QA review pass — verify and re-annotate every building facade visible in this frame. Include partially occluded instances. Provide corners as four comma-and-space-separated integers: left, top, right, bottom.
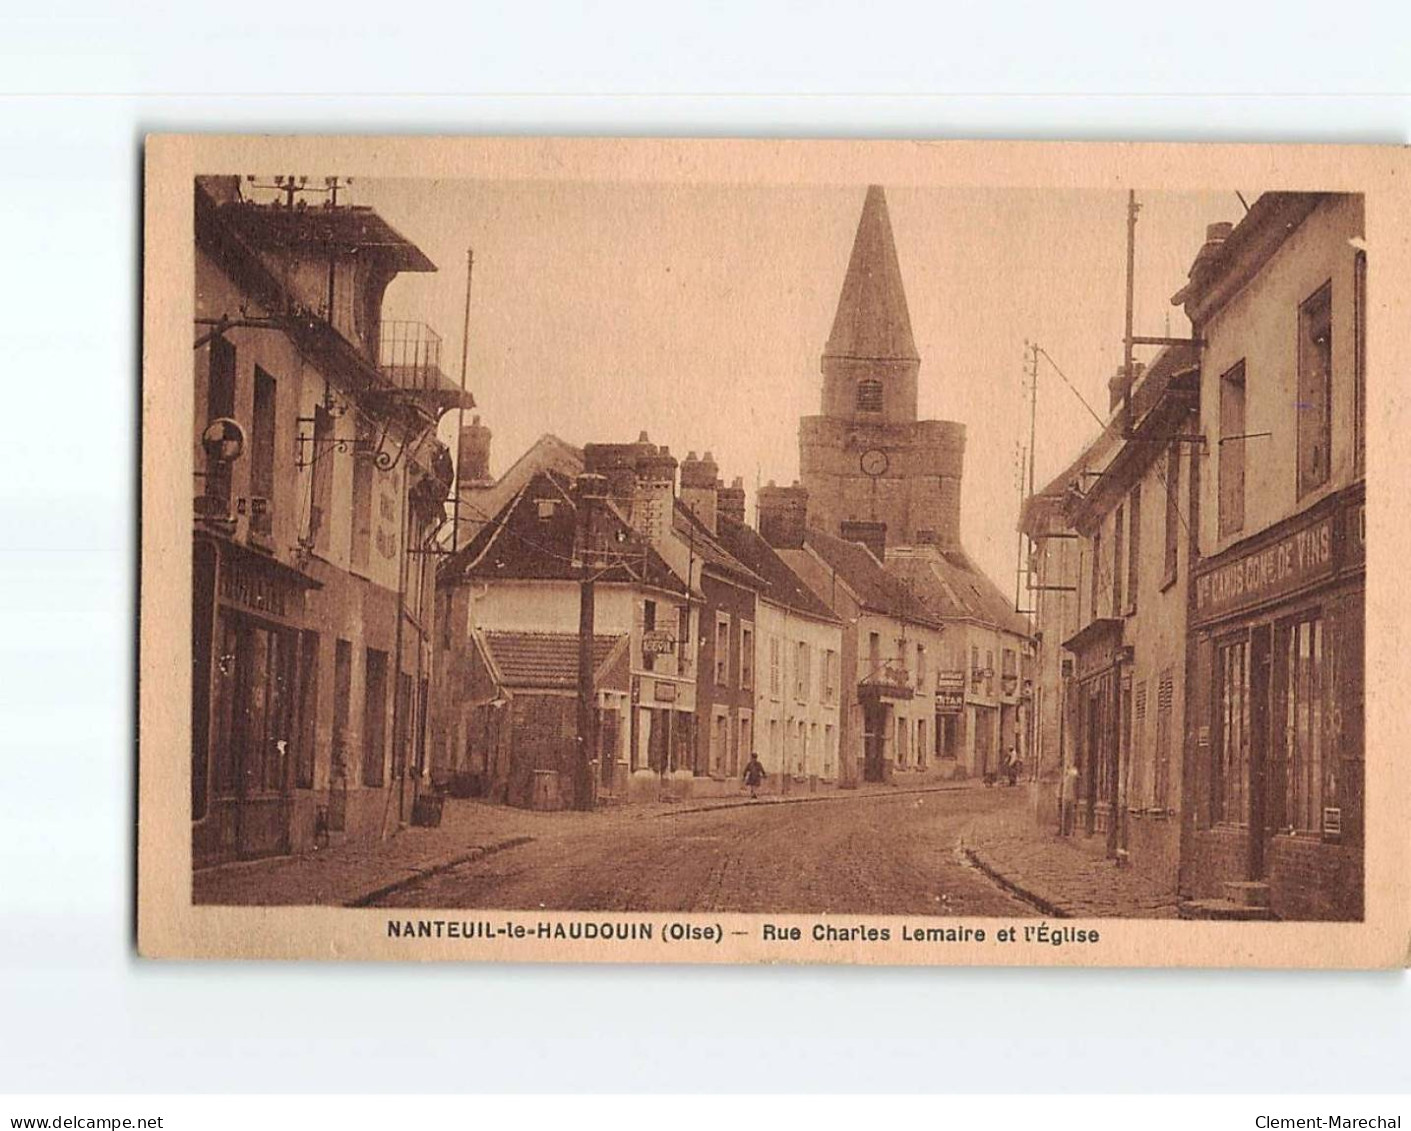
191, 176, 464, 866
1057, 344, 1201, 886
1175, 194, 1366, 921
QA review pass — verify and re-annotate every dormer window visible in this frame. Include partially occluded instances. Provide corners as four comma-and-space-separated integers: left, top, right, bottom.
855, 378, 884, 413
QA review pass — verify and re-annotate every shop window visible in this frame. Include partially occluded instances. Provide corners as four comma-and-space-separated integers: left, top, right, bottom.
1162, 443, 1181, 587
1218, 361, 1247, 537
1297, 282, 1333, 499
250, 367, 277, 539
295, 630, 319, 790
1276, 614, 1327, 833
363, 648, 388, 787
855, 378, 884, 413
1213, 638, 1250, 827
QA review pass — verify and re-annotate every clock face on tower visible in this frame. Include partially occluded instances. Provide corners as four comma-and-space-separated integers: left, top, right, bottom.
860, 448, 889, 477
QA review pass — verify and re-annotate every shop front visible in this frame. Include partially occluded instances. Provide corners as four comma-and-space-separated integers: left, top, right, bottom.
1182, 484, 1365, 920
192, 533, 322, 867
1061, 617, 1127, 855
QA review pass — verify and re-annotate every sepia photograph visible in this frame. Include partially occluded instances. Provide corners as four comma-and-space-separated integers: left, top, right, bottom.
139, 136, 1406, 965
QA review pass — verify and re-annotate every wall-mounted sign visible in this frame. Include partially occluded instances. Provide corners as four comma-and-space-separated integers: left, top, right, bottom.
653, 681, 678, 703
642, 629, 677, 655
1193, 511, 1335, 625
935, 670, 965, 714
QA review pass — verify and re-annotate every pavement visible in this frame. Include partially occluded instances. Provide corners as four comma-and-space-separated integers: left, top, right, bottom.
959, 792, 1181, 919
196, 776, 1179, 917
195, 776, 1019, 913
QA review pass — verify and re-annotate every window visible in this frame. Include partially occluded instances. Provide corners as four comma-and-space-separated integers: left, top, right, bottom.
295, 630, 319, 790
823, 649, 838, 703
769, 635, 781, 696
916, 717, 927, 768
1213, 637, 1250, 826
205, 337, 236, 503
1218, 360, 1247, 536
250, 367, 277, 538
1162, 443, 1181, 587
1354, 251, 1367, 478
677, 605, 692, 677
985, 650, 994, 695
643, 599, 658, 673
740, 623, 754, 690
1091, 529, 1103, 618
1154, 669, 1174, 811
362, 648, 389, 787
308, 405, 335, 550
351, 452, 374, 570
869, 632, 882, 674
1112, 505, 1125, 616
1297, 282, 1333, 498
896, 715, 909, 766
795, 641, 811, 701
824, 724, 836, 778
711, 710, 729, 775
738, 713, 752, 776
855, 378, 883, 413
715, 614, 730, 685
916, 643, 927, 689
1276, 614, 1326, 833
332, 639, 352, 780
1134, 679, 1148, 803
1126, 485, 1141, 614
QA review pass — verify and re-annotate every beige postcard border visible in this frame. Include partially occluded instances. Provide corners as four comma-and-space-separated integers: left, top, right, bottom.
140, 135, 1411, 967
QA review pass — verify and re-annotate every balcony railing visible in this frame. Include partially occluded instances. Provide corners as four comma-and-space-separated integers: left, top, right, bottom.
379, 321, 445, 392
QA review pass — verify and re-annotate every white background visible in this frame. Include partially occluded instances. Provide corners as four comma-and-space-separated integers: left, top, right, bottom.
2, 0, 1409, 1096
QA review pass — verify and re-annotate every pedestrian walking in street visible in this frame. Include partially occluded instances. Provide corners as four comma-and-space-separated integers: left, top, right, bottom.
743, 752, 766, 800
1004, 744, 1021, 787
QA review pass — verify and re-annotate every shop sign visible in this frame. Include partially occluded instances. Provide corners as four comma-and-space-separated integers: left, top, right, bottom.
935, 670, 965, 714
653, 681, 678, 703
1193, 513, 1335, 625
220, 553, 300, 619
642, 629, 677, 656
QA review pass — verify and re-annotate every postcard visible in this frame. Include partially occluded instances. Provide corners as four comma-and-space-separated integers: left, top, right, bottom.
139, 135, 1409, 965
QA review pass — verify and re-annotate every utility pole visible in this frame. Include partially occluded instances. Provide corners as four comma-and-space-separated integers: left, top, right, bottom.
574, 473, 609, 811
1122, 190, 1141, 437
451, 249, 474, 551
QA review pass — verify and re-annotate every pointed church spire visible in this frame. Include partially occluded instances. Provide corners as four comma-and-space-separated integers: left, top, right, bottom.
824, 185, 919, 363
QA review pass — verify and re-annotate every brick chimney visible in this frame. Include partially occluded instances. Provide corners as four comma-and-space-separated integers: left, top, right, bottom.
457, 414, 493, 485
679, 450, 720, 536
718, 476, 746, 526
583, 430, 659, 512
630, 444, 678, 547
757, 480, 809, 549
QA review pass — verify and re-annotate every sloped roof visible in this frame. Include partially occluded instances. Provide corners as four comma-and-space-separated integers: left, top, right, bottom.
713, 516, 841, 623
456, 433, 584, 549
802, 526, 942, 628
824, 185, 920, 363
673, 502, 767, 589
441, 469, 687, 595
217, 200, 437, 273
887, 550, 1032, 638
480, 631, 628, 690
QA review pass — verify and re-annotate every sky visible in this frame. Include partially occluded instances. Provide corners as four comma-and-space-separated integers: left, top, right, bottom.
318, 178, 1247, 594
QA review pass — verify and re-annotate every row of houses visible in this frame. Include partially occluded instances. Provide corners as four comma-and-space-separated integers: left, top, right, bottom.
1022, 192, 1366, 920
432, 434, 1031, 809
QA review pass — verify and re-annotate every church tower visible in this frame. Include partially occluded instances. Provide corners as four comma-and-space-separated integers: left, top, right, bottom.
798, 185, 966, 550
